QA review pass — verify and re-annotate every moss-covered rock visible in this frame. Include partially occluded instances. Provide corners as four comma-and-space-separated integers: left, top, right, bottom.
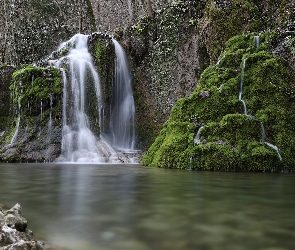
88, 33, 116, 136
143, 32, 295, 171
0, 65, 63, 162
10, 65, 61, 113
118, 1, 210, 150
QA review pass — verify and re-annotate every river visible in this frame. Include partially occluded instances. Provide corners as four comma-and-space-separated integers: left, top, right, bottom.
0, 163, 294, 250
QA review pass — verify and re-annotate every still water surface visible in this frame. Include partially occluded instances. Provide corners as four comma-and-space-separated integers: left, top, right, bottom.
0, 164, 294, 250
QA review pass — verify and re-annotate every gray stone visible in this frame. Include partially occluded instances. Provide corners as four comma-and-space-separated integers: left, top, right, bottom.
0, 204, 44, 249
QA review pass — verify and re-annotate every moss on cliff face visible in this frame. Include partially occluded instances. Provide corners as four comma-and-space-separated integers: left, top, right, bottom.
0, 65, 62, 162
88, 33, 116, 136
10, 65, 61, 111
198, 0, 295, 64
143, 32, 295, 171
119, 1, 210, 150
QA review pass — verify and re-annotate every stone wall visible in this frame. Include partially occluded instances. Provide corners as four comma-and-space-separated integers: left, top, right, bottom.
0, 65, 15, 132
90, 0, 174, 32
0, 0, 96, 66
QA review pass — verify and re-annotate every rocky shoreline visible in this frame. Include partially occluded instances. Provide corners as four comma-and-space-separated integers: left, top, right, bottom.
0, 204, 44, 250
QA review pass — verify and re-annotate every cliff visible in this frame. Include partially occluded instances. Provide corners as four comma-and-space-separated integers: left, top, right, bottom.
0, 0, 294, 169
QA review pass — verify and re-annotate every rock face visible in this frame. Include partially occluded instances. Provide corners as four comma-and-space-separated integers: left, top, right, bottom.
90, 0, 172, 32
0, 0, 96, 65
0, 204, 44, 250
0, 1, 294, 165
117, 2, 209, 149
0, 65, 15, 133
0, 65, 63, 163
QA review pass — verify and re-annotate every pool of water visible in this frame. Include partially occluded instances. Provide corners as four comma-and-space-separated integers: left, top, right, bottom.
0, 163, 294, 250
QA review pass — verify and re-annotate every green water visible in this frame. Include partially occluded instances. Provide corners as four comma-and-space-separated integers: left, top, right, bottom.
0, 163, 294, 250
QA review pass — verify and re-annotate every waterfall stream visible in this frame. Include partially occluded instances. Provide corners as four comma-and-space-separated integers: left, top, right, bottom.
10, 96, 21, 144
238, 51, 282, 162
54, 34, 104, 162
50, 34, 138, 163
254, 36, 260, 48
193, 36, 283, 163
109, 39, 136, 151
193, 126, 204, 145
239, 59, 249, 116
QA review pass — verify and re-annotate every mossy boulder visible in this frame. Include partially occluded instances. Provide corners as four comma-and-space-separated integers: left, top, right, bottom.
143, 32, 295, 171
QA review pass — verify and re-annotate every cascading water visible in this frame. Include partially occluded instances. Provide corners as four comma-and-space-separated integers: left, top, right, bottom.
10, 95, 21, 144
54, 34, 113, 162
238, 47, 282, 162
109, 39, 136, 151
49, 34, 139, 163
239, 59, 249, 116
254, 36, 260, 48
194, 126, 204, 145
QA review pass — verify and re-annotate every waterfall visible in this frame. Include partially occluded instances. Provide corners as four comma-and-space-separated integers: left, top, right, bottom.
238, 57, 282, 162
109, 39, 136, 151
48, 95, 53, 130
239, 59, 248, 116
260, 122, 266, 142
254, 36, 260, 48
54, 34, 107, 162
40, 100, 43, 121
194, 126, 204, 145
10, 96, 21, 144
11, 116, 20, 144
264, 142, 283, 162
49, 34, 139, 163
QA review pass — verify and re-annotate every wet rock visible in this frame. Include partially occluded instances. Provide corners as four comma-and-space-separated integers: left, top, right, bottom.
0, 204, 44, 249
199, 91, 210, 98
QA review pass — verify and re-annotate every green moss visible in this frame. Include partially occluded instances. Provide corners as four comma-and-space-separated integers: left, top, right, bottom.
143, 32, 295, 171
93, 38, 115, 98
142, 121, 194, 168
10, 65, 61, 109
94, 40, 105, 64
89, 35, 116, 136
200, 0, 261, 63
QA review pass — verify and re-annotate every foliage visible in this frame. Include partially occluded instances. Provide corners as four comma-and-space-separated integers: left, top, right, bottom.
10, 65, 61, 110
143, 32, 295, 171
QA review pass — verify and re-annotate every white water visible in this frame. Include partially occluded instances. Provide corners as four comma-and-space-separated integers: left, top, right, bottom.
254, 36, 260, 48
10, 116, 20, 144
10, 96, 21, 144
40, 100, 43, 121
239, 59, 248, 115
48, 95, 53, 132
109, 39, 136, 151
265, 142, 283, 162
54, 34, 111, 162
194, 126, 204, 145
51, 34, 138, 163
238, 56, 282, 162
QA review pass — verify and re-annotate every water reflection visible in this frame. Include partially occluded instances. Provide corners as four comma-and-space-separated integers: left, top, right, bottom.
0, 164, 295, 250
